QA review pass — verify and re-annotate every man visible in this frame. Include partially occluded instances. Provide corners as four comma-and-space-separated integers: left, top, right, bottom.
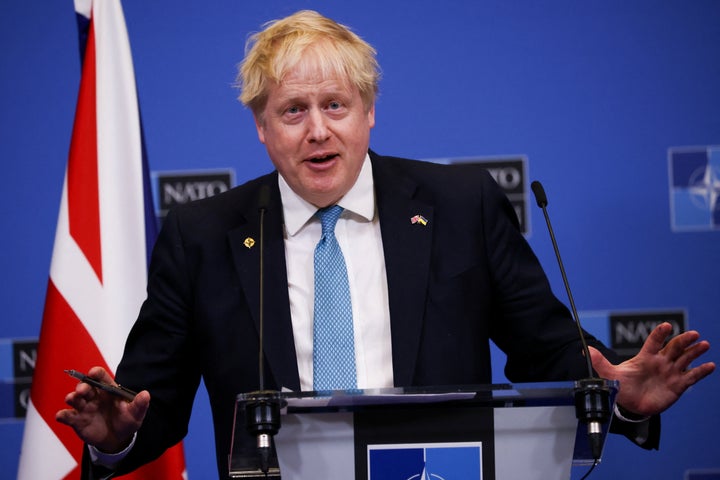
57, 10, 715, 479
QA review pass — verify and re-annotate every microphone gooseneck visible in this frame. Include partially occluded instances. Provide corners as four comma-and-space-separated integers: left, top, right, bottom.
530, 180, 610, 463
530, 181, 593, 377
257, 185, 270, 392
244, 184, 282, 477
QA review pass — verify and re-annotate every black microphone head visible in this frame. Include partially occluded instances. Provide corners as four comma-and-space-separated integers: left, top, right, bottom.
531, 180, 548, 208
258, 185, 271, 211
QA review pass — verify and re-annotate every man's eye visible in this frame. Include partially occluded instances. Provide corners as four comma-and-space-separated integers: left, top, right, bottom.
328, 101, 341, 110
286, 106, 300, 114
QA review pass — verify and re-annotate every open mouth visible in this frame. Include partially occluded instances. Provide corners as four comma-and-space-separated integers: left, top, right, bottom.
308, 153, 338, 163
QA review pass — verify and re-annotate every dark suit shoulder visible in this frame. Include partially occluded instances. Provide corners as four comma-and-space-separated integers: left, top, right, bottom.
369, 150, 502, 204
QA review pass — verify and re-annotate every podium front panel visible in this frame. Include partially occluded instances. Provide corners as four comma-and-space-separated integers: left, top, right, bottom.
232, 382, 617, 479
273, 404, 576, 479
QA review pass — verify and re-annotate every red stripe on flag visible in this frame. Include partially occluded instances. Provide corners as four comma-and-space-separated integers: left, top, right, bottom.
67, 18, 103, 284
31, 280, 112, 467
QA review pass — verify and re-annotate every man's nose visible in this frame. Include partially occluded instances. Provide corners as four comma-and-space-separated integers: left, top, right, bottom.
307, 109, 330, 143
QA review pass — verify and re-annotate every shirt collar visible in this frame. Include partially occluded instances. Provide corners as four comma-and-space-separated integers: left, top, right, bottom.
280, 153, 375, 236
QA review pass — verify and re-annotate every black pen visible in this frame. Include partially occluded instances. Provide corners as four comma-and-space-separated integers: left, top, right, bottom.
64, 369, 138, 402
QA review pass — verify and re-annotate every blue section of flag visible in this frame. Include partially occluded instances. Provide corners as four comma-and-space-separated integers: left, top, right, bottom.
369, 445, 482, 480
426, 446, 482, 477
673, 191, 712, 227
369, 448, 424, 479
75, 12, 91, 62
671, 151, 707, 187
669, 147, 720, 230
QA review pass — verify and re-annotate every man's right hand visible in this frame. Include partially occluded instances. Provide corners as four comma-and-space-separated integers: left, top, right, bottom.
56, 366, 150, 454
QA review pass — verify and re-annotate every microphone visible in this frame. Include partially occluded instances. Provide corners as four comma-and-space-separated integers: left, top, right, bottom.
530, 180, 610, 462
244, 184, 282, 476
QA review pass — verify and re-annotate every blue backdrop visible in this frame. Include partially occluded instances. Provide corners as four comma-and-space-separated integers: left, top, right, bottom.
1, 1, 718, 478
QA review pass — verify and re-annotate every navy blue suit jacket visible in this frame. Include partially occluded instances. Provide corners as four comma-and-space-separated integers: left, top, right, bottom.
111, 151, 656, 478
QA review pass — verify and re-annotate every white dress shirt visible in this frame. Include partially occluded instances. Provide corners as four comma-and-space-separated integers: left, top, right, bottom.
280, 154, 394, 391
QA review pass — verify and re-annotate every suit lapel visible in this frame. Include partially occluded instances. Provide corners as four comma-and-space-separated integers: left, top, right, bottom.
227, 177, 301, 391
372, 155, 434, 387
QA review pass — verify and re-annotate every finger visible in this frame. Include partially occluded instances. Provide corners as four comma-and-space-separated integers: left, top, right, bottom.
126, 390, 151, 422
65, 389, 90, 408
55, 408, 75, 426
56, 408, 89, 431
684, 361, 716, 387
639, 322, 674, 355
88, 366, 115, 385
662, 330, 701, 360
74, 381, 99, 404
674, 340, 711, 372
588, 347, 616, 379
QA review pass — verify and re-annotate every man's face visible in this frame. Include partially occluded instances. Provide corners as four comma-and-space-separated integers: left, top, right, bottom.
254, 63, 375, 208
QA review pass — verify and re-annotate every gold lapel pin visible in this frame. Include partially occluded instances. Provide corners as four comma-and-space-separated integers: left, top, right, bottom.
410, 214, 428, 226
243, 237, 256, 249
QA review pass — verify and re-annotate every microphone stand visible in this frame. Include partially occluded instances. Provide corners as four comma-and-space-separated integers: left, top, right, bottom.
244, 186, 283, 477
531, 181, 611, 463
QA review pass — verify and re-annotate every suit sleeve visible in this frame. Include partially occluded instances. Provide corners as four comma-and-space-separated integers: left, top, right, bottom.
110, 208, 202, 473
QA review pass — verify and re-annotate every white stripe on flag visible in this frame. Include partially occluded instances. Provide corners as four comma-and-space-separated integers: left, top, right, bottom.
74, 0, 92, 19
88, 0, 147, 370
20, 401, 77, 479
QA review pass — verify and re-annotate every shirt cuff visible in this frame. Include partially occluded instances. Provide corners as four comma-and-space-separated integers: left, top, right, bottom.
614, 404, 650, 423
88, 432, 137, 469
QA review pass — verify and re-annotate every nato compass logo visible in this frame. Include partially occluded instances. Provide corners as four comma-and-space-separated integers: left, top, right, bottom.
668, 146, 720, 231
368, 442, 482, 480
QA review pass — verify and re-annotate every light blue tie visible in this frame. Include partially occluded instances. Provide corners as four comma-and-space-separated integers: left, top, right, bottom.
313, 205, 357, 391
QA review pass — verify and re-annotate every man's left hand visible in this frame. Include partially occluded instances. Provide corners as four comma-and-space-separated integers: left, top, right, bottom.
589, 322, 715, 417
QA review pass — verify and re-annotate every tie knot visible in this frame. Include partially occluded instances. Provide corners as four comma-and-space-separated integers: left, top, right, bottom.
317, 205, 344, 236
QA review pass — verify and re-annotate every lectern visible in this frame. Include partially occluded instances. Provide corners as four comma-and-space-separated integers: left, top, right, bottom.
230, 381, 617, 479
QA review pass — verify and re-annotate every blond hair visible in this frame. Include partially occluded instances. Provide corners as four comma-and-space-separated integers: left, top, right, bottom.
237, 10, 380, 114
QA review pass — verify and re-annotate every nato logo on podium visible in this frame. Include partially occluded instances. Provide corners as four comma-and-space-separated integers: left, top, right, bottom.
368, 442, 483, 480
